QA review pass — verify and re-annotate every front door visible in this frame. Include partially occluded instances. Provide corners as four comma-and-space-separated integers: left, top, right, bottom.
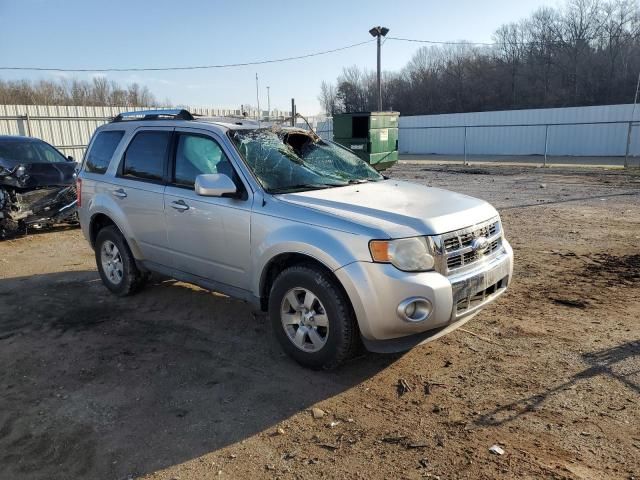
163, 128, 252, 290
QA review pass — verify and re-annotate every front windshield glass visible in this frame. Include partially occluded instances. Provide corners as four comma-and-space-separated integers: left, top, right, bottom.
0, 140, 67, 164
230, 128, 383, 193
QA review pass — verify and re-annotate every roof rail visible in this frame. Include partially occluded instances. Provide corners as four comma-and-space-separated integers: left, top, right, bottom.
112, 109, 194, 122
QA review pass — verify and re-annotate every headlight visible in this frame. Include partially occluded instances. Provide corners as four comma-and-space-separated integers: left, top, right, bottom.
369, 237, 435, 272
14, 165, 26, 177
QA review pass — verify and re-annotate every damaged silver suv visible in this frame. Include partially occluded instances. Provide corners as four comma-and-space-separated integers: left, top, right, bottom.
78, 109, 513, 369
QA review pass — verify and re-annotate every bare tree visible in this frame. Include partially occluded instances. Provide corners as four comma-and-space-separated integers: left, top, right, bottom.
0, 77, 163, 106
318, 81, 339, 115
320, 0, 640, 115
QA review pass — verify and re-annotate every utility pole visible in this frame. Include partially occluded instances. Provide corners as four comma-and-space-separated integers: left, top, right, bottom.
369, 26, 389, 111
291, 98, 296, 127
625, 70, 640, 168
255, 73, 260, 121
267, 86, 271, 120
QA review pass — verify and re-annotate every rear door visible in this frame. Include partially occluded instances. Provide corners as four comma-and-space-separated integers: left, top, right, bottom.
163, 128, 252, 290
113, 127, 173, 266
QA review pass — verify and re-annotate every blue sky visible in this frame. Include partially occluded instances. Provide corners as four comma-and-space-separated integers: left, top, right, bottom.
0, 0, 554, 114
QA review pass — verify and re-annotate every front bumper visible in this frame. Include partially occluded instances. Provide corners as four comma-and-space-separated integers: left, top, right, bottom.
334, 239, 513, 352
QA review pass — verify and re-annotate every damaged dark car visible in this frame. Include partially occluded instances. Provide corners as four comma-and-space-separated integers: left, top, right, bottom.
0, 135, 78, 238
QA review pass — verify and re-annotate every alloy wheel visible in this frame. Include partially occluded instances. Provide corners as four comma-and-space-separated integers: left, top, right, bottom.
100, 240, 124, 285
280, 287, 329, 352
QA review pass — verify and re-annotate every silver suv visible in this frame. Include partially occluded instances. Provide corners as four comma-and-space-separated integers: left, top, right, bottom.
78, 109, 513, 369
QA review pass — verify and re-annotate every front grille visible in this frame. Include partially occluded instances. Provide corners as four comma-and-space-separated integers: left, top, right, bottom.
58, 185, 77, 205
436, 218, 502, 274
446, 237, 501, 270
443, 220, 498, 252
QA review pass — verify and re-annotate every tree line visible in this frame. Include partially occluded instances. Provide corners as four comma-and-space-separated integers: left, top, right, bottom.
0, 77, 162, 107
319, 0, 640, 116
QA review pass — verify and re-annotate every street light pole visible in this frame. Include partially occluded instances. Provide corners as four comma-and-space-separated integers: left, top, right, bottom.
369, 26, 389, 111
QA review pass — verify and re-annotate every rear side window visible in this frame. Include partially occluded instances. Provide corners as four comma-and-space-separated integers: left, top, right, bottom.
85, 131, 124, 174
121, 131, 171, 182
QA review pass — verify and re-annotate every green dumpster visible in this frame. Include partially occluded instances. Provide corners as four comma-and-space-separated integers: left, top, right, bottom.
332, 111, 399, 171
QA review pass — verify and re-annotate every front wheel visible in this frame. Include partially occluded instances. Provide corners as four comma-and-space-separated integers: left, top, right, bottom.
95, 225, 148, 296
269, 264, 358, 370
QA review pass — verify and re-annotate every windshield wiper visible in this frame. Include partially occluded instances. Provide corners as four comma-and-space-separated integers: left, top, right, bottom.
267, 183, 344, 194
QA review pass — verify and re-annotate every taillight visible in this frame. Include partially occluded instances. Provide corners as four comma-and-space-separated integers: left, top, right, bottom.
76, 178, 82, 207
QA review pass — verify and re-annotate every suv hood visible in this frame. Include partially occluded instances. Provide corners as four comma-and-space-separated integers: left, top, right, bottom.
278, 179, 498, 237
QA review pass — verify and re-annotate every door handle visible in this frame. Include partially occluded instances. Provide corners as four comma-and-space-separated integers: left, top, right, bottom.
171, 199, 190, 211
112, 188, 127, 198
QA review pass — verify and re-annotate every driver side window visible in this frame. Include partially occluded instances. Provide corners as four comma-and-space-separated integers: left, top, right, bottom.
173, 133, 235, 188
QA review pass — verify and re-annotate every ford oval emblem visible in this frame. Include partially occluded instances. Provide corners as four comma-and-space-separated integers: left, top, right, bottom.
472, 236, 490, 255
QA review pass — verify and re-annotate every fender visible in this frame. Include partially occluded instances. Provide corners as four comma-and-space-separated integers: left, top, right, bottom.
252, 221, 364, 297
87, 191, 145, 260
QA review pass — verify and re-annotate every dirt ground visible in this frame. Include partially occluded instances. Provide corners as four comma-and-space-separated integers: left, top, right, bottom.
0, 163, 638, 480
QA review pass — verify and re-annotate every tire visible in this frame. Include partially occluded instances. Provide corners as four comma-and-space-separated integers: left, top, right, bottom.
95, 225, 148, 296
268, 264, 358, 370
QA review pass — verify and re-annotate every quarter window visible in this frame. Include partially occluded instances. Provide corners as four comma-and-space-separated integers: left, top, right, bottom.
122, 131, 171, 182
173, 134, 235, 188
85, 131, 124, 174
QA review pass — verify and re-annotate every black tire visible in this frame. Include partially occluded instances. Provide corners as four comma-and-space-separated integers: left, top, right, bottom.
95, 225, 147, 296
268, 264, 358, 370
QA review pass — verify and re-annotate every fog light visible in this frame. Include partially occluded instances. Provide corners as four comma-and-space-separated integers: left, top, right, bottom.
404, 302, 416, 317
397, 297, 432, 323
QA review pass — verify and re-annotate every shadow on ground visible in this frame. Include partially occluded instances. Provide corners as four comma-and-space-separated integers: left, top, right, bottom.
474, 340, 639, 428
0, 270, 396, 480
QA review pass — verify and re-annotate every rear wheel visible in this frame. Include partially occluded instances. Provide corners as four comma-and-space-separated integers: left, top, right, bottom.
95, 225, 148, 296
269, 264, 358, 370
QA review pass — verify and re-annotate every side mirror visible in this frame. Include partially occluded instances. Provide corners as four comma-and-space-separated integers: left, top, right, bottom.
195, 173, 238, 197
67, 155, 74, 162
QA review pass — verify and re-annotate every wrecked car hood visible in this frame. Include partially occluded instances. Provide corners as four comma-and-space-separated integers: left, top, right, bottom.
277, 179, 499, 237
0, 158, 76, 188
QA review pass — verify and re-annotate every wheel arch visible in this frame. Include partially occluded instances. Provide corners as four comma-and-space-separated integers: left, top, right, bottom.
89, 212, 144, 260
89, 212, 116, 247
258, 252, 353, 316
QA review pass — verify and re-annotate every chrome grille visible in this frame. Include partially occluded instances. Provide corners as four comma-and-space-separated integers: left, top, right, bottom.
442, 222, 498, 251
434, 218, 503, 275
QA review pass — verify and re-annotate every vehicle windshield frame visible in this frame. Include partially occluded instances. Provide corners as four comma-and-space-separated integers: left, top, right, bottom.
227, 127, 384, 194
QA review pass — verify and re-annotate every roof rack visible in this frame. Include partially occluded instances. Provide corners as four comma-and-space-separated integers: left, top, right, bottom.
112, 109, 194, 122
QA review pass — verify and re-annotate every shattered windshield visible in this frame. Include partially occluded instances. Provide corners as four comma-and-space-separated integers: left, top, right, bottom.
230, 128, 383, 193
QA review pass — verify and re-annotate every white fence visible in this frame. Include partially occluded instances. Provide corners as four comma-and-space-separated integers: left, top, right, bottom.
398, 104, 640, 159
2, 103, 638, 163
0, 104, 291, 158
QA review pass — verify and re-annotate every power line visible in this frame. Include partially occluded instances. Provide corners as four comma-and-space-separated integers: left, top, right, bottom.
0, 40, 374, 73
389, 36, 496, 46
1, 33, 634, 72
388, 34, 634, 47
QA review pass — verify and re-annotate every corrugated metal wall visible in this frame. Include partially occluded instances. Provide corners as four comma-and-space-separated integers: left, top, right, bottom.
399, 104, 640, 156
3, 103, 637, 158
0, 105, 291, 157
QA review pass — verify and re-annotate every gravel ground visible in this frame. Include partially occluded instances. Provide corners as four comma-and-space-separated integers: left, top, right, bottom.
0, 163, 638, 480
